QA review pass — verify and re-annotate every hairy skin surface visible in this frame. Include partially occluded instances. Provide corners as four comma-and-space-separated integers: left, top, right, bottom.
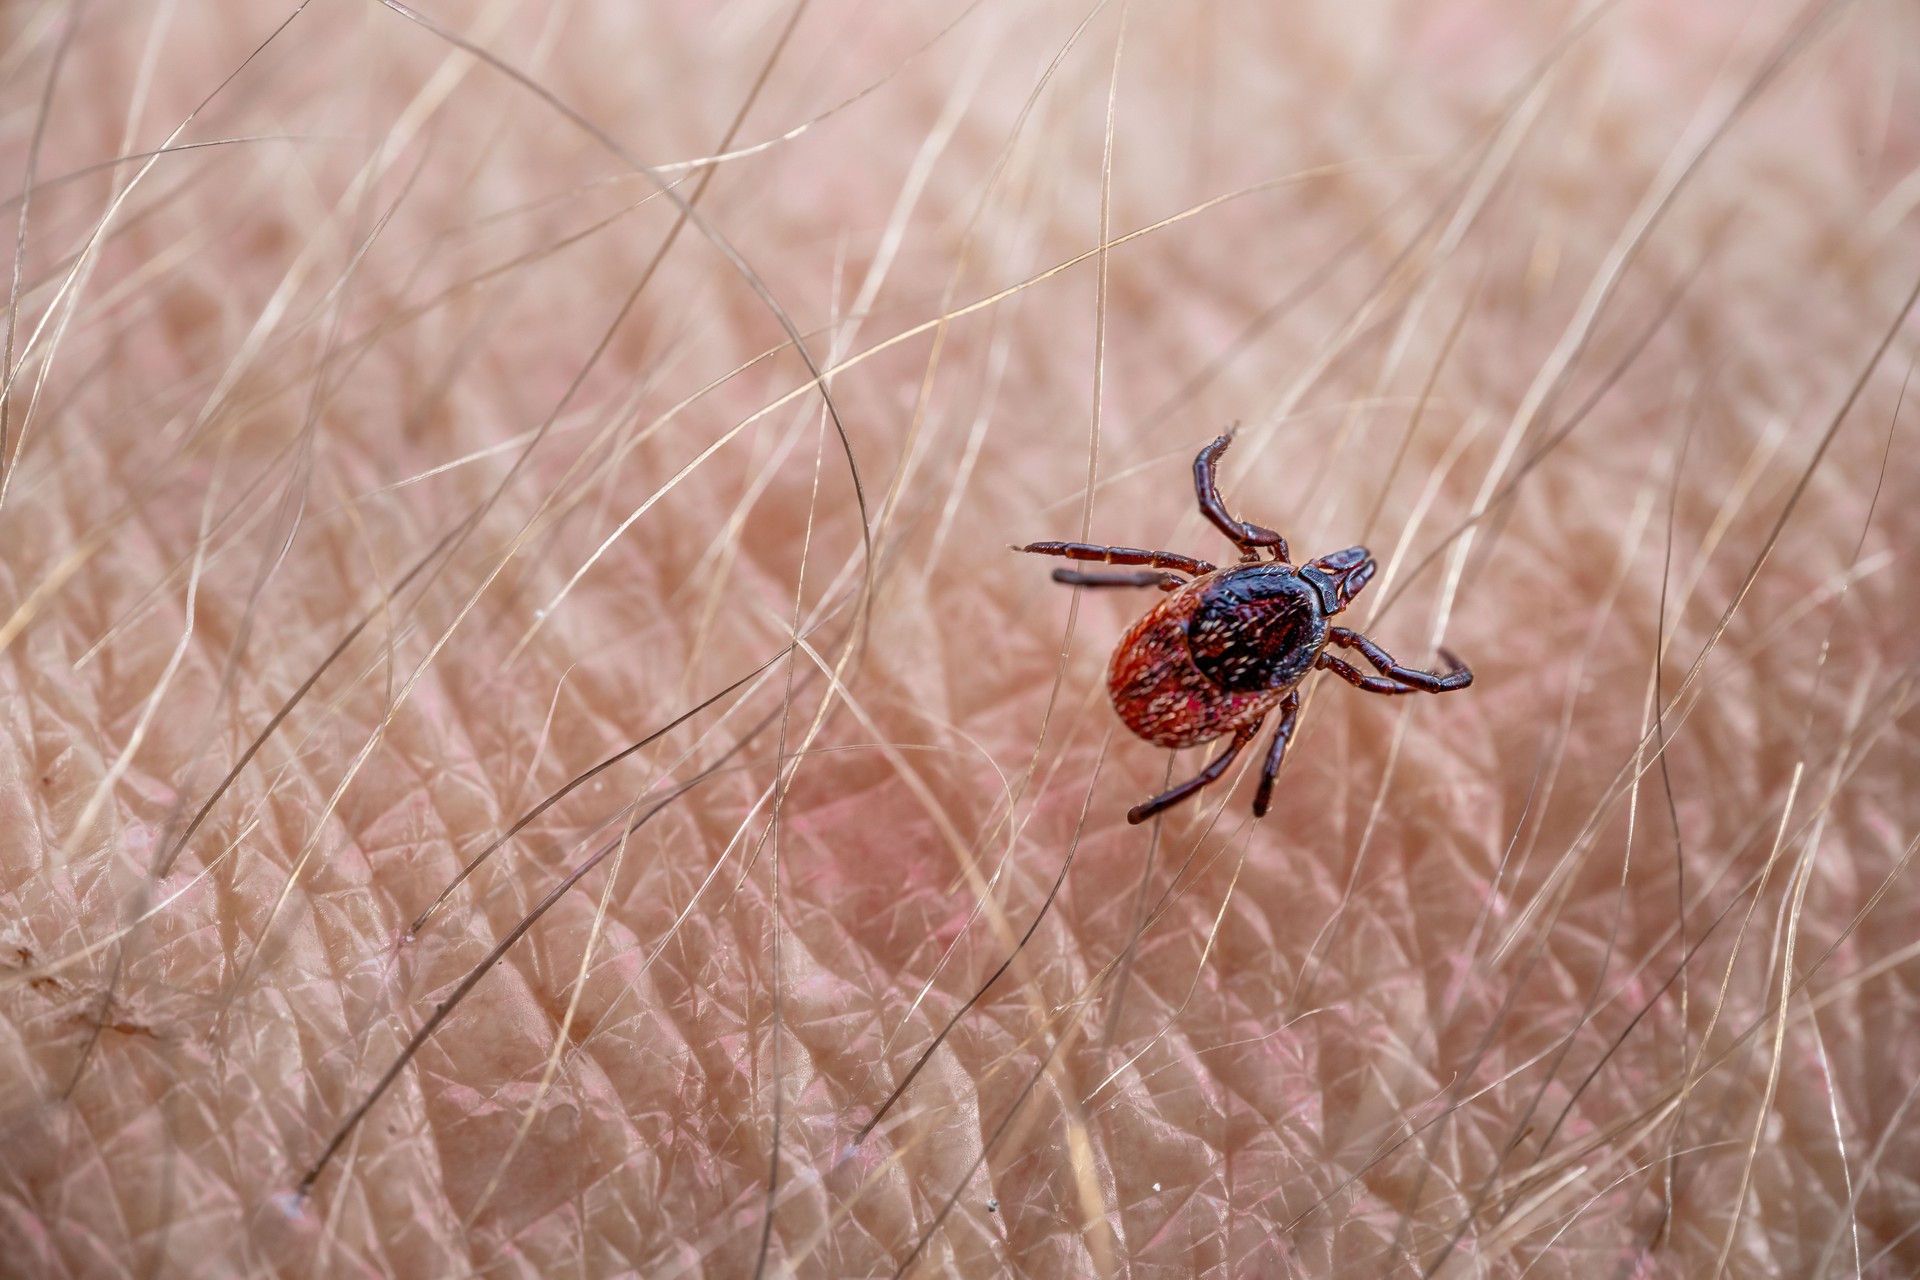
3, 0, 1919, 1276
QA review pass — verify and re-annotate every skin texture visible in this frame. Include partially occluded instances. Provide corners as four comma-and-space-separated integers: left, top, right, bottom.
3, 1, 1920, 1277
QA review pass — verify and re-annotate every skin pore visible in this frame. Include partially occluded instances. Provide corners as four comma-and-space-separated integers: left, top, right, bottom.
3, 0, 1919, 1275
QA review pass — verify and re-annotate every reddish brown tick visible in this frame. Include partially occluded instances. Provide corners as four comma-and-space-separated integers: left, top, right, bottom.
1017, 433, 1473, 824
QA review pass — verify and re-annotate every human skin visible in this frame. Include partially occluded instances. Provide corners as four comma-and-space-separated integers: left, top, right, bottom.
2, 0, 1919, 1276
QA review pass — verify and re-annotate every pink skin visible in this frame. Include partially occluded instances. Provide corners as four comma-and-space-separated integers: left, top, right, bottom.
3, 2, 1920, 1277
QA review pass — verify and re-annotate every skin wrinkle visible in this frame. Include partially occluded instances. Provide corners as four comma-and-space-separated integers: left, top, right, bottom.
2, 0, 1919, 1277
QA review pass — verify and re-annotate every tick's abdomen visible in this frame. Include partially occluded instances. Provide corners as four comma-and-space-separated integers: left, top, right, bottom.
1105, 578, 1289, 748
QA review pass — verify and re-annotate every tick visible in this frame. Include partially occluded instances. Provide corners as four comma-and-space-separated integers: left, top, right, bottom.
1017, 432, 1472, 824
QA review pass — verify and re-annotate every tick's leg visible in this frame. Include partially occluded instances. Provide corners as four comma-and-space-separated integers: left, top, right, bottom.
1316, 652, 1421, 696
1326, 627, 1474, 692
1016, 540, 1214, 577
1127, 719, 1262, 825
1051, 568, 1185, 590
1252, 691, 1301, 818
1193, 433, 1289, 561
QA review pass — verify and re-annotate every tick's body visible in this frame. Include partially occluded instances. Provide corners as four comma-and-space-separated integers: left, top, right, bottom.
1019, 433, 1473, 824
1108, 564, 1323, 748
